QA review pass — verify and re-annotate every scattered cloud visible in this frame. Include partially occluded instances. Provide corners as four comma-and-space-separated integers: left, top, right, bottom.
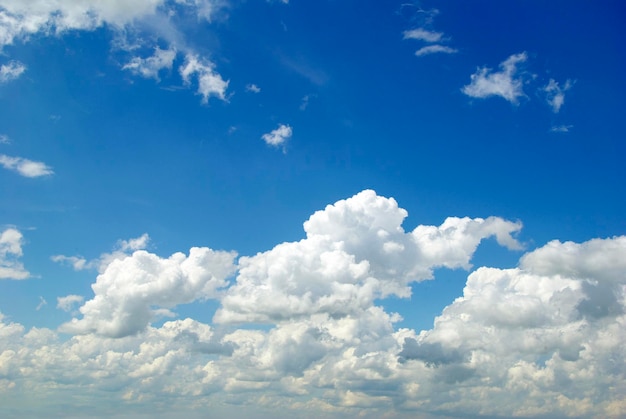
179, 53, 229, 103
0, 134, 10, 144
0, 192, 625, 417
36, 297, 47, 311
56, 295, 85, 312
300, 94, 315, 110
462, 52, 528, 103
0, 60, 25, 83
403, 28, 443, 43
550, 124, 573, 133
122, 47, 177, 81
0, 154, 54, 177
261, 123, 292, 149
245, 83, 261, 93
415, 45, 458, 57
52, 233, 151, 273
0, 227, 30, 280
544, 78, 573, 113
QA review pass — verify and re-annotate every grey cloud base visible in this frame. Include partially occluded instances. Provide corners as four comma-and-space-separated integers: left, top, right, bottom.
1, 190, 625, 418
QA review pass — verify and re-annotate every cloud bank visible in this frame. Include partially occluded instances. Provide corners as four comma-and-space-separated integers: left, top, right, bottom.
3, 191, 624, 417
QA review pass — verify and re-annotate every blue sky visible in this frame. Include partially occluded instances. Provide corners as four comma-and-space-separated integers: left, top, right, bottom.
0, 1, 625, 418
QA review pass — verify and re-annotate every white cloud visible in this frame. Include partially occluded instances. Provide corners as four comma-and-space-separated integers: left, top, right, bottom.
0, 134, 9, 144
60, 246, 237, 337
261, 124, 292, 148
544, 78, 573, 113
1, 192, 625, 418
52, 233, 151, 273
215, 190, 522, 324
550, 124, 573, 133
414, 45, 457, 57
0, 60, 25, 82
403, 28, 443, 43
245, 83, 261, 93
56, 295, 85, 312
0, 227, 30, 280
462, 52, 528, 103
179, 53, 229, 103
0, 154, 54, 177
123, 47, 177, 81
36, 296, 47, 311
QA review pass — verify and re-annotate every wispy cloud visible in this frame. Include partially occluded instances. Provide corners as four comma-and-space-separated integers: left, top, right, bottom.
122, 47, 177, 81
0, 134, 10, 144
0, 154, 54, 177
550, 124, 573, 133
245, 83, 261, 93
0, 60, 26, 83
403, 28, 443, 43
179, 54, 229, 103
544, 78, 573, 113
36, 296, 47, 311
57, 294, 85, 312
415, 44, 458, 57
462, 52, 528, 103
0, 227, 30, 280
261, 124, 292, 149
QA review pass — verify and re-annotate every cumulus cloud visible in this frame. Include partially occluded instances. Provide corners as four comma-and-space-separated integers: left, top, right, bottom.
0, 60, 25, 82
179, 53, 229, 103
122, 47, 177, 81
60, 246, 237, 337
261, 124, 292, 149
0, 227, 30, 280
52, 233, 150, 273
462, 52, 528, 103
2, 192, 626, 418
0, 154, 54, 177
215, 190, 522, 324
544, 78, 573, 113
57, 295, 85, 312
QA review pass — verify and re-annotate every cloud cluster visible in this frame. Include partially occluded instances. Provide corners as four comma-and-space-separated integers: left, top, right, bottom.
462, 52, 528, 103
0, 154, 54, 177
0, 228, 29, 279
3, 191, 626, 418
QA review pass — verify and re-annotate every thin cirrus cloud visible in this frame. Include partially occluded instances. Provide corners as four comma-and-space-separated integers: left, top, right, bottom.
415, 44, 458, 57
1, 190, 625, 417
462, 52, 528, 103
403, 26, 457, 57
0, 154, 54, 177
544, 78, 573, 113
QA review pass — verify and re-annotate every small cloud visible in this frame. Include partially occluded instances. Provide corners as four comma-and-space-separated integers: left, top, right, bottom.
0, 154, 54, 177
462, 52, 528, 104
415, 45, 457, 57
0, 134, 10, 144
0, 227, 30, 280
262, 124, 292, 149
300, 94, 316, 111
544, 79, 573, 113
403, 28, 443, 43
123, 47, 177, 81
179, 54, 229, 104
57, 295, 85, 312
550, 125, 573, 133
0, 61, 26, 83
245, 83, 261, 93
36, 296, 47, 311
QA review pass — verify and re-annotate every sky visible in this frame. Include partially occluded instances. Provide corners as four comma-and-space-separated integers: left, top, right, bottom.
0, 0, 625, 417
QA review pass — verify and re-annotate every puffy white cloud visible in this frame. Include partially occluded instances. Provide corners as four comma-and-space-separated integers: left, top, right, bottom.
180, 53, 229, 103
0, 154, 53, 177
215, 190, 522, 324
0, 227, 30, 280
261, 124, 292, 148
462, 52, 528, 103
123, 47, 177, 81
60, 246, 237, 337
0, 60, 25, 82
414, 45, 457, 57
544, 78, 573, 113
403, 28, 443, 43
